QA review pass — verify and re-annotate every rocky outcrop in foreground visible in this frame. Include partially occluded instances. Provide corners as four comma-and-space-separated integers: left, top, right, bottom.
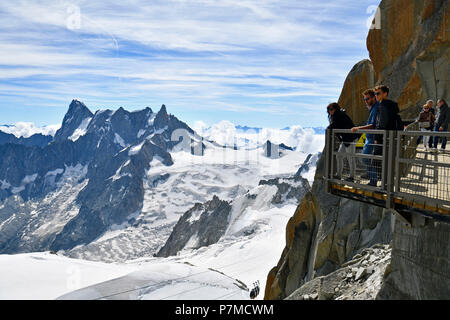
286, 244, 391, 300
377, 218, 450, 299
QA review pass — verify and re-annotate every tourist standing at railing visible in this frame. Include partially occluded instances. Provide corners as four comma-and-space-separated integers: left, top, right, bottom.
417, 101, 436, 150
372, 85, 401, 186
351, 89, 379, 186
327, 103, 359, 182
432, 99, 449, 152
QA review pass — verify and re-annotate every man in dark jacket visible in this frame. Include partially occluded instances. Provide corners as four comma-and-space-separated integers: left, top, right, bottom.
327, 103, 359, 181
370, 85, 400, 186
375, 85, 400, 132
432, 99, 449, 151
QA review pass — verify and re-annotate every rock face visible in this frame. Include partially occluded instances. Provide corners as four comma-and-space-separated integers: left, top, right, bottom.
265, 0, 449, 300
258, 176, 310, 205
337, 59, 376, 125
156, 196, 232, 257
295, 152, 321, 178
262, 140, 293, 159
348, 0, 449, 123
377, 218, 450, 299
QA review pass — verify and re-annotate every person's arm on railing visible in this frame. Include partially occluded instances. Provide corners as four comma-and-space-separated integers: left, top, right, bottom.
351, 124, 373, 133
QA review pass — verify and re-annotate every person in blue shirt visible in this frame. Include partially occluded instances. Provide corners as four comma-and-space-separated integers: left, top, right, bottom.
351, 89, 379, 186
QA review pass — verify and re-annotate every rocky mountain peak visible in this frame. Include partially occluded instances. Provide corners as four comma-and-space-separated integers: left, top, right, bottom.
53, 99, 94, 142
69, 99, 91, 113
159, 104, 168, 116
154, 104, 169, 129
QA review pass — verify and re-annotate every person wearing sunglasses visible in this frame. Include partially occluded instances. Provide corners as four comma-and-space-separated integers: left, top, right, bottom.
327, 102, 359, 182
371, 85, 401, 186
351, 89, 379, 185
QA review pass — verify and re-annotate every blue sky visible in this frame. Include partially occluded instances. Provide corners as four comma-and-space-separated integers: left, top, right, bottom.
0, 0, 380, 129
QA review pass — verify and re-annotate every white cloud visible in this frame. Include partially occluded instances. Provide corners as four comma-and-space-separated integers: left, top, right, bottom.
0, 0, 377, 126
0, 122, 60, 138
195, 120, 325, 155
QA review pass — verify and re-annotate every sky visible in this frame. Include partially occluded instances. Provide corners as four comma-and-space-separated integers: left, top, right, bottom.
0, 0, 381, 129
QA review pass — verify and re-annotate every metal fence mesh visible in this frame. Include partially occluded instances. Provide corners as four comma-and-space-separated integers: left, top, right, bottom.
330, 130, 384, 189
327, 128, 450, 214
397, 134, 450, 205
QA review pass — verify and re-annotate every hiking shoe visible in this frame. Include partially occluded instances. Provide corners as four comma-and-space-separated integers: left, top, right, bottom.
360, 173, 370, 179
345, 177, 354, 183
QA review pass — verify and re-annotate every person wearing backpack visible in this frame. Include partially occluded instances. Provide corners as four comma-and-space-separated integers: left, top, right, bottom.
370, 85, 401, 186
327, 102, 359, 182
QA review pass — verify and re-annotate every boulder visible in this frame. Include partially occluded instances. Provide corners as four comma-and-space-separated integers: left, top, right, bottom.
337, 59, 376, 125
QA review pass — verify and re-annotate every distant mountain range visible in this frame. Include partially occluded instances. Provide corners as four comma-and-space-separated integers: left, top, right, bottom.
235, 125, 326, 135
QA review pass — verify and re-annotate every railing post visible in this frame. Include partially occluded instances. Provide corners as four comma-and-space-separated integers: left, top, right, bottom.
325, 129, 331, 193
330, 130, 335, 182
395, 131, 401, 194
381, 131, 388, 191
386, 130, 395, 209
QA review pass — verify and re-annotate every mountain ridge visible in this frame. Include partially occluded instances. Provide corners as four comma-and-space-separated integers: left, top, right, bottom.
0, 100, 195, 253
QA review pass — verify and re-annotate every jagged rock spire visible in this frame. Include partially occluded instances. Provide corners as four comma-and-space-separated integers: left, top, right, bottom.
53, 99, 93, 142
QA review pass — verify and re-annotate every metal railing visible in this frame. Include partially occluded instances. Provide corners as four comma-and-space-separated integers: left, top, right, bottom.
324, 127, 450, 221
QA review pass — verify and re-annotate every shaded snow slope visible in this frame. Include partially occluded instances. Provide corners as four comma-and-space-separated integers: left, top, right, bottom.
58, 260, 248, 300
